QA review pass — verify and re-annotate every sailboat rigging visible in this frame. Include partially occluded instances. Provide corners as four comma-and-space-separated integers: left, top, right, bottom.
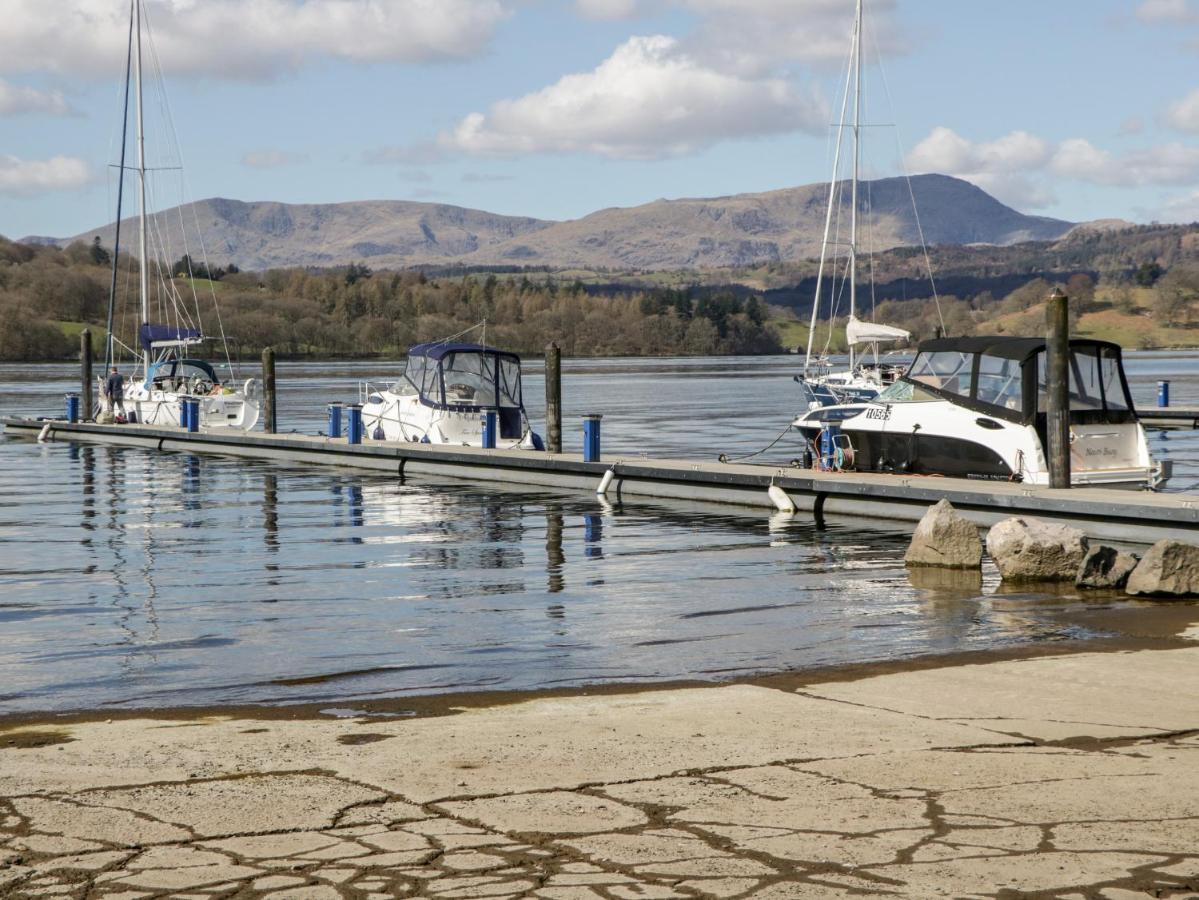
795, 0, 927, 407
100, 0, 259, 431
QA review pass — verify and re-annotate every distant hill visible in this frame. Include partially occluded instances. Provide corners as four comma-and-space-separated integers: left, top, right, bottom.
48, 174, 1074, 271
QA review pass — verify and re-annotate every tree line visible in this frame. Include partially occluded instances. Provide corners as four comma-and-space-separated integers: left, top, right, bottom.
0, 237, 782, 361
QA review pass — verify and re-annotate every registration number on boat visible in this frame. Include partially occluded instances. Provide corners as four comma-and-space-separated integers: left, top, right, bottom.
864, 406, 891, 421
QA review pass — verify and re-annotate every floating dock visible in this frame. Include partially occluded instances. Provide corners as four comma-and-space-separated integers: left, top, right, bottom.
5, 415, 1198, 544
1139, 408, 1199, 430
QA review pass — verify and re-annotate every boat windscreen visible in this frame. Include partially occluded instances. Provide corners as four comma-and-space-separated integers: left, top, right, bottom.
975, 353, 1023, 411
441, 351, 497, 407
878, 379, 939, 402
906, 350, 973, 397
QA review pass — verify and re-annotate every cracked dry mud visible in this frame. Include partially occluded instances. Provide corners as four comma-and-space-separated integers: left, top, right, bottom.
3, 648, 1199, 898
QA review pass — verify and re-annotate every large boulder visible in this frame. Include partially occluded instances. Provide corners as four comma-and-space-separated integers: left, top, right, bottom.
1126, 540, 1199, 597
904, 500, 982, 569
1076, 545, 1139, 590
985, 517, 1089, 582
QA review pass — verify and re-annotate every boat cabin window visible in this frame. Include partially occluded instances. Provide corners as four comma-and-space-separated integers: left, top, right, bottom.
442, 352, 497, 406
497, 357, 522, 408
906, 351, 972, 396
975, 354, 1022, 410
1035, 346, 1131, 414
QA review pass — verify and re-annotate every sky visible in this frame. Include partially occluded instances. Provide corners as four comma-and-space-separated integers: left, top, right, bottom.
2, 0, 1199, 241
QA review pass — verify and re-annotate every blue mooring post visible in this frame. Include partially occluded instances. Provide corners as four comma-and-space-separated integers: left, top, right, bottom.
327, 404, 343, 439
185, 399, 199, 433
1158, 380, 1170, 408
583, 414, 602, 463
65, 393, 79, 423
179, 400, 190, 430
346, 404, 363, 445
481, 411, 497, 449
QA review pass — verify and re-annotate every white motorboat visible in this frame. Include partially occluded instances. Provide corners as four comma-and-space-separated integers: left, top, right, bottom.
361, 342, 544, 449
101, 0, 258, 431
792, 335, 1167, 490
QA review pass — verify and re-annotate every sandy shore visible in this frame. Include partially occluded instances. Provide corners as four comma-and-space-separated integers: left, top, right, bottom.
4, 631, 1199, 900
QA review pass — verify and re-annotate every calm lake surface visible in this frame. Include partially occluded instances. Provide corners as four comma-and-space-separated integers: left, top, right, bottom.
1, 352, 1197, 714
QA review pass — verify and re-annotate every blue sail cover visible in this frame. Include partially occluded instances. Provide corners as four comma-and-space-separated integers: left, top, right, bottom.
139, 323, 202, 350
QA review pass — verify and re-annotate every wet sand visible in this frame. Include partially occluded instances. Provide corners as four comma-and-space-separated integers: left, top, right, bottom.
3, 602, 1199, 898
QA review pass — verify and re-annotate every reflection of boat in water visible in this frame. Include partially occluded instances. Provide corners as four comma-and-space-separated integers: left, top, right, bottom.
361, 342, 544, 449
792, 335, 1167, 490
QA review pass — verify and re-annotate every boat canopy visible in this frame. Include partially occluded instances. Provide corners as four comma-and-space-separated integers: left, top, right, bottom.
401, 342, 524, 411
139, 323, 203, 351
846, 316, 910, 346
901, 335, 1135, 426
144, 358, 218, 390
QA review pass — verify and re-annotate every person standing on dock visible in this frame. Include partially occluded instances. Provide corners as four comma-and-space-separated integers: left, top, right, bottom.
105, 367, 126, 420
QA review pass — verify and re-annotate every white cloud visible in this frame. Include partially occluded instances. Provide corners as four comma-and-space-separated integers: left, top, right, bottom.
1051, 138, 1199, 186
0, 155, 93, 195
1136, 0, 1196, 22
679, 0, 904, 77
437, 35, 826, 160
1165, 87, 1199, 132
241, 150, 308, 168
576, 0, 639, 20
0, 0, 508, 79
907, 127, 1051, 178
906, 126, 1199, 209
0, 79, 72, 116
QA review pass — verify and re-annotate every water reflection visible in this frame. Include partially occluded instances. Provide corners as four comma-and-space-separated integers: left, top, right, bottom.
545, 504, 565, 594
1, 352, 1198, 712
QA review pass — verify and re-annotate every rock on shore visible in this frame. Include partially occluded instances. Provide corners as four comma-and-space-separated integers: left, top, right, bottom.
986, 517, 1089, 581
1126, 539, 1199, 597
1076, 545, 1139, 590
904, 499, 983, 569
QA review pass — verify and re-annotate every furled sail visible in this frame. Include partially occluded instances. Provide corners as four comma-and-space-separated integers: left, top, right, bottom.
846, 316, 910, 346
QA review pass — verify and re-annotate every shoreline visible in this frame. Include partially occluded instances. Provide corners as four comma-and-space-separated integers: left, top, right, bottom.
4, 619, 1199, 897
5, 598, 1196, 731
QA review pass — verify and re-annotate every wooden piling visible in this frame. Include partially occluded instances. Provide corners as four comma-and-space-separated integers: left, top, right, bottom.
80, 329, 93, 422
262, 347, 277, 434
545, 341, 562, 453
1046, 288, 1071, 489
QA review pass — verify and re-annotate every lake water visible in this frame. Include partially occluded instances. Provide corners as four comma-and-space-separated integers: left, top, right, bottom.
1, 352, 1197, 714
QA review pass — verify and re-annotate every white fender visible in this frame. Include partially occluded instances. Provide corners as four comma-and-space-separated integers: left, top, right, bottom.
37, 423, 52, 443
768, 484, 795, 513
597, 468, 616, 496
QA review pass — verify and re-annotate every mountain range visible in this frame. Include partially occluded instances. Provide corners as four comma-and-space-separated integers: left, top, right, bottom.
43, 174, 1076, 272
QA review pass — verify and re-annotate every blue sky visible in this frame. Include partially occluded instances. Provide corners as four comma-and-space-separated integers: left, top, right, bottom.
2, 0, 1199, 240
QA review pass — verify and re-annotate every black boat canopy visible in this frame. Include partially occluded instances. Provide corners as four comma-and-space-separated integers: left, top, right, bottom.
901, 335, 1136, 426
914, 335, 1124, 363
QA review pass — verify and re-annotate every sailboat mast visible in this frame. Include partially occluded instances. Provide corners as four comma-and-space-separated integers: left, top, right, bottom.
848, 0, 862, 374
134, 0, 149, 372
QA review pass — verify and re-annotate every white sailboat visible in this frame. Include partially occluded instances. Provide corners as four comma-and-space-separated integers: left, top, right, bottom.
102, 0, 259, 431
795, 0, 915, 408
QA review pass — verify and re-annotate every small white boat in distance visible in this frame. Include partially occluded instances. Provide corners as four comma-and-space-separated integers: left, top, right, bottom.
361, 342, 544, 449
792, 335, 1167, 490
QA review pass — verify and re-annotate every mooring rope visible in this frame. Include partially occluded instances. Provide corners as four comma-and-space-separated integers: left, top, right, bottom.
717, 423, 797, 464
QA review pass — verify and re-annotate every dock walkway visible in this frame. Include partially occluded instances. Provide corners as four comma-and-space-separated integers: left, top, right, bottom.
5, 416, 1198, 543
